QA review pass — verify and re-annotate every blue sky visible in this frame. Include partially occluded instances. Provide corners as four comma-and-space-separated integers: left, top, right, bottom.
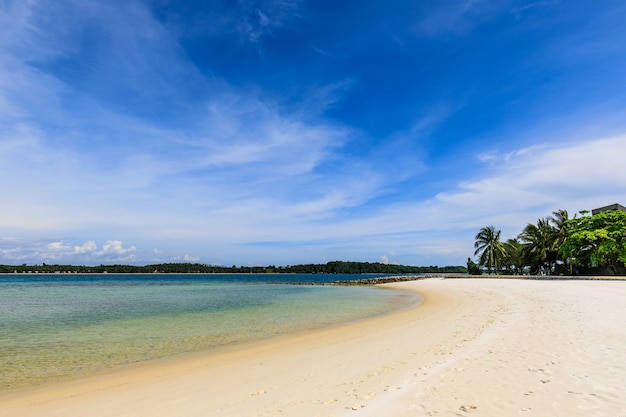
1, 0, 626, 267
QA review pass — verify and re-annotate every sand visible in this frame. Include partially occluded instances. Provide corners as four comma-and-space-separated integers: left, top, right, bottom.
1, 278, 625, 416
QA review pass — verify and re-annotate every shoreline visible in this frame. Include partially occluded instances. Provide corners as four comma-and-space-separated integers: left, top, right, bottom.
2, 278, 625, 416
0, 281, 418, 394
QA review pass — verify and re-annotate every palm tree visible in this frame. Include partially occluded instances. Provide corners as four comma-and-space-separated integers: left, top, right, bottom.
504, 237, 524, 275
518, 218, 559, 274
549, 209, 571, 273
474, 226, 507, 274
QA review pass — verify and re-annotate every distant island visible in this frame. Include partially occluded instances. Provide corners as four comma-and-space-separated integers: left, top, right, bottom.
0, 261, 467, 275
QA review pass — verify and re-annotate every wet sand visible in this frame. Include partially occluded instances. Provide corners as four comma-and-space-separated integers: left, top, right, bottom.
2, 278, 625, 416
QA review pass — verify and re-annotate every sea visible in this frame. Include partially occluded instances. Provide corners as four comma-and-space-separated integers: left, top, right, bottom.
0, 273, 420, 392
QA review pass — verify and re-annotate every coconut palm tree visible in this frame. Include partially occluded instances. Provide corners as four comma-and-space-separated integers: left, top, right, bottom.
474, 226, 507, 274
504, 237, 524, 275
518, 218, 559, 274
549, 209, 571, 273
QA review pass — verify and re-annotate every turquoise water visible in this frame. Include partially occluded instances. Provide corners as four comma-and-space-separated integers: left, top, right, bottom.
0, 274, 419, 392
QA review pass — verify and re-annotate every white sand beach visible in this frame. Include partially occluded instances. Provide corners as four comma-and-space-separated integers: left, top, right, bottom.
1, 278, 625, 417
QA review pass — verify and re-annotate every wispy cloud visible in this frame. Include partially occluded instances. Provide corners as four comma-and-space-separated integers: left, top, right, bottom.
234, 135, 626, 265
436, 135, 626, 233
414, 0, 513, 37
0, 0, 358, 235
477, 144, 550, 164
1, 1, 625, 266
239, 0, 302, 43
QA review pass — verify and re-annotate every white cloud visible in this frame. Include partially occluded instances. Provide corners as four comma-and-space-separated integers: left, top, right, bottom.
477, 144, 551, 164
74, 240, 97, 254
242, 134, 626, 265
238, 0, 302, 43
420, 136, 624, 234
2, 1, 624, 268
2, 133, 623, 267
0, 238, 139, 264
472, 136, 626, 203
99, 240, 137, 255
192, 97, 348, 176
415, 0, 509, 37
47, 241, 67, 251
0, 0, 365, 240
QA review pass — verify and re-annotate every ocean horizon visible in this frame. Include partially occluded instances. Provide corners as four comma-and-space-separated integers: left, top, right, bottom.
0, 273, 420, 392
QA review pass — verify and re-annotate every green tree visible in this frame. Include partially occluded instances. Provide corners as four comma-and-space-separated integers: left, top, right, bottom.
474, 226, 507, 274
466, 257, 481, 275
549, 209, 571, 273
518, 218, 559, 274
561, 210, 626, 274
504, 238, 524, 275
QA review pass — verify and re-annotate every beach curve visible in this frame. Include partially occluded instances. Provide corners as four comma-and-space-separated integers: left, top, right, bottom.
1, 278, 625, 416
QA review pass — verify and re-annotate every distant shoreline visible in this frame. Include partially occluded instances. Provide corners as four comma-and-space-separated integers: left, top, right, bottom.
0, 261, 467, 275
2, 272, 625, 282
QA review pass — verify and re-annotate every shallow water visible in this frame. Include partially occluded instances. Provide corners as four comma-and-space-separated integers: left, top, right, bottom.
0, 274, 419, 391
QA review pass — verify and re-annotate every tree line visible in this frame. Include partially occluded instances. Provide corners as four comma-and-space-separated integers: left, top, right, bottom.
470, 207, 626, 275
1, 261, 467, 275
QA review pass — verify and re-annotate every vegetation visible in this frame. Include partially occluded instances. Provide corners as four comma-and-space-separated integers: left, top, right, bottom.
560, 210, 626, 275
472, 207, 626, 275
0, 261, 467, 275
473, 226, 507, 274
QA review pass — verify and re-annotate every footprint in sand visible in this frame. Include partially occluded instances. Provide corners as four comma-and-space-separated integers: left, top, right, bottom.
459, 404, 477, 412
